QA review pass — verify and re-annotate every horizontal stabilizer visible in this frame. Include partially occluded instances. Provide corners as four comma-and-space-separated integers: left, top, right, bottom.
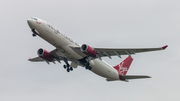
106, 79, 118, 81
106, 78, 129, 82
121, 75, 151, 79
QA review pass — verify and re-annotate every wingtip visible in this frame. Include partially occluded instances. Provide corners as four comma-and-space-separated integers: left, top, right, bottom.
162, 45, 168, 49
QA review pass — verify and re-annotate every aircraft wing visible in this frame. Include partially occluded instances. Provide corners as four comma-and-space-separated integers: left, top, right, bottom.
29, 49, 65, 62
70, 45, 168, 58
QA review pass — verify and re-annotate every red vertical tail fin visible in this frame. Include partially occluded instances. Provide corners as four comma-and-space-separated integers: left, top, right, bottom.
113, 56, 133, 76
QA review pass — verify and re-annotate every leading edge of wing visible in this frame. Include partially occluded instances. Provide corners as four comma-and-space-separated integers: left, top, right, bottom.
94, 45, 168, 52
69, 45, 168, 58
69, 45, 168, 50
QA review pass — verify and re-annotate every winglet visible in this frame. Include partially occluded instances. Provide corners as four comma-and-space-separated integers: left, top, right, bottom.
161, 45, 168, 49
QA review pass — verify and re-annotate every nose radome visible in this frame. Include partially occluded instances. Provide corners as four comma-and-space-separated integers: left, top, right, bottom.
27, 18, 34, 29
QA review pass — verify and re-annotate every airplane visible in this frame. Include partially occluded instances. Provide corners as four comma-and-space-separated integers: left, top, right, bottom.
27, 17, 168, 82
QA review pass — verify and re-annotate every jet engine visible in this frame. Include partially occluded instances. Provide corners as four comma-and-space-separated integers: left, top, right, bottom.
38, 48, 53, 62
80, 44, 97, 58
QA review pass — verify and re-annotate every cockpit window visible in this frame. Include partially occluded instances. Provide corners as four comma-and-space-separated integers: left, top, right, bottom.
31, 17, 37, 20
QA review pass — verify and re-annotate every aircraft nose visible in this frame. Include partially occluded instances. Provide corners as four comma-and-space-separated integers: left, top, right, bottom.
27, 18, 34, 29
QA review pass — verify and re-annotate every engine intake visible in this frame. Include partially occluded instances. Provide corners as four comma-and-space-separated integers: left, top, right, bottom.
37, 48, 53, 62
80, 44, 97, 58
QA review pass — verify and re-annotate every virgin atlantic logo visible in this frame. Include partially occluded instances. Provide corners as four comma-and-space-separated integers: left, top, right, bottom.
36, 21, 41, 25
119, 62, 128, 75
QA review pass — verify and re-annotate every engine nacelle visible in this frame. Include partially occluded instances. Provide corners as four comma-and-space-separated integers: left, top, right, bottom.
37, 48, 53, 62
80, 44, 97, 58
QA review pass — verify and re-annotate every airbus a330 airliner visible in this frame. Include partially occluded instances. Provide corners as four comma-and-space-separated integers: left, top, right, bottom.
27, 17, 168, 82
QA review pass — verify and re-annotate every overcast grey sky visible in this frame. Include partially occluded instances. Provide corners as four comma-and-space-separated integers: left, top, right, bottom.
0, 0, 179, 101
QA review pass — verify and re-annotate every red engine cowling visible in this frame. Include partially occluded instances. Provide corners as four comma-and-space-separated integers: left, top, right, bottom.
37, 48, 53, 62
80, 44, 97, 58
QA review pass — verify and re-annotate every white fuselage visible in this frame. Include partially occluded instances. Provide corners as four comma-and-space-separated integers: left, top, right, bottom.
27, 18, 119, 80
